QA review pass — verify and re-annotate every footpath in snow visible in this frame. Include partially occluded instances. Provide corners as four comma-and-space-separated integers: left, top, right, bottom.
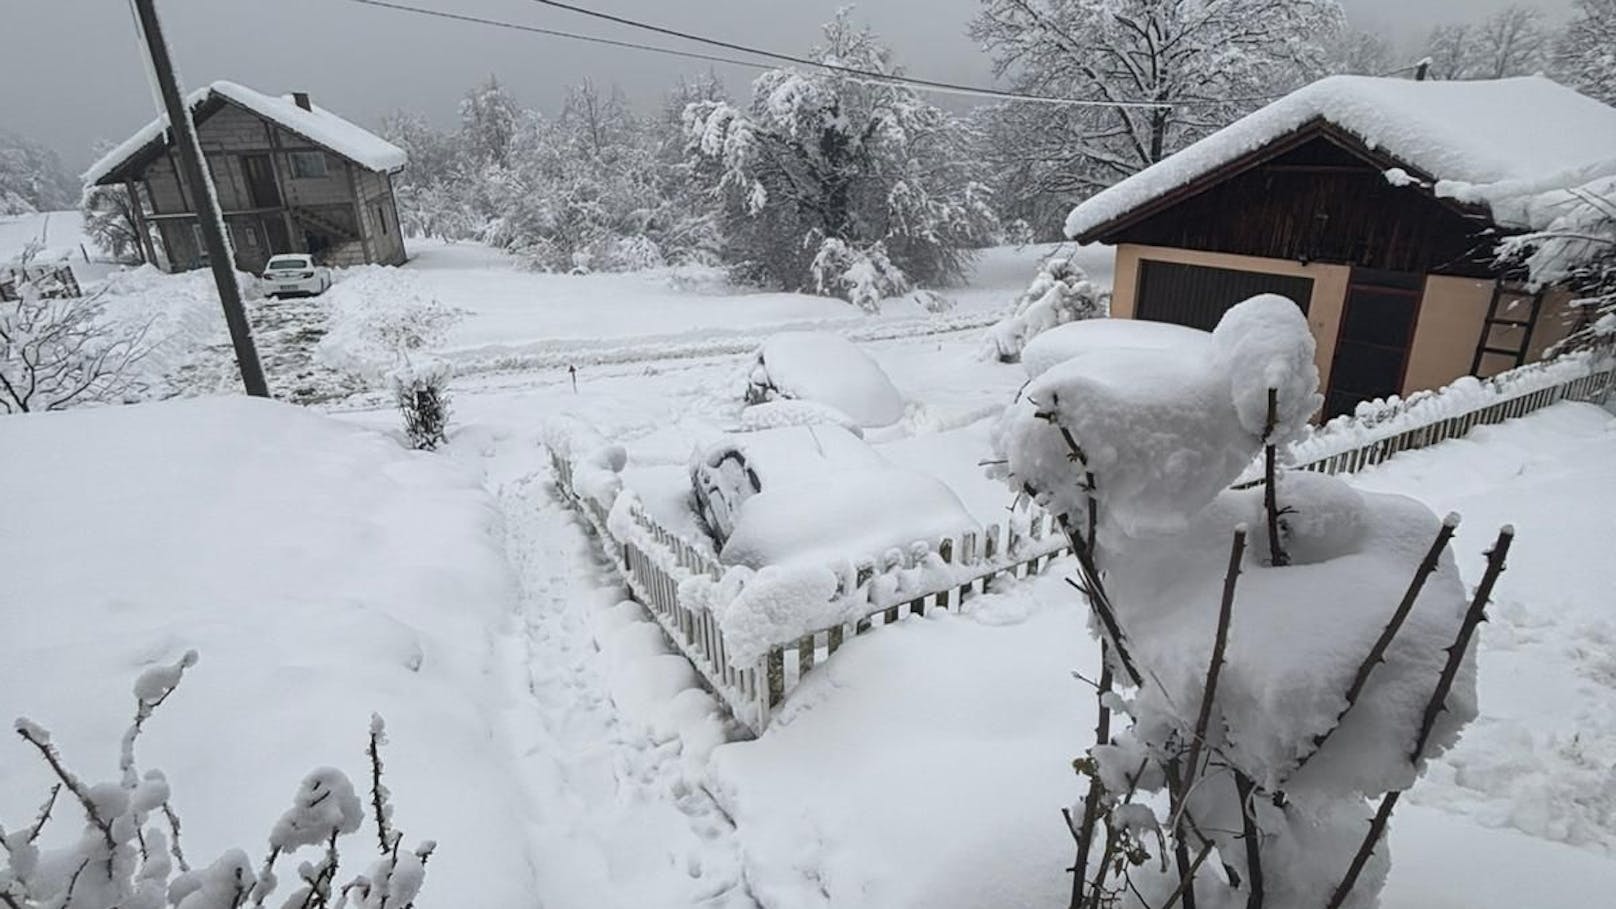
467, 415, 758, 907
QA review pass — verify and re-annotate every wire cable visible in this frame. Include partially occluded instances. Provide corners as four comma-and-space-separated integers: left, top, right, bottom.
339, 0, 1188, 109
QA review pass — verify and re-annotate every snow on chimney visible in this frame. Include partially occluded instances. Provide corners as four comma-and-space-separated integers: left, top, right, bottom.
292, 92, 311, 111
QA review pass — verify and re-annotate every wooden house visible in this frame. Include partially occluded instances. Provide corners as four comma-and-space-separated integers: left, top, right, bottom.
85, 81, 407, 275
1065, 75, 1616, 418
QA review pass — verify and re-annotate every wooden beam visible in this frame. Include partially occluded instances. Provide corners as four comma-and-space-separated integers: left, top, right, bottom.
125, 179, 159, 266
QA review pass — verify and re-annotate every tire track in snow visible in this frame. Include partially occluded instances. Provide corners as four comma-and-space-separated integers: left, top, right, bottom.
495, 467, 757, 908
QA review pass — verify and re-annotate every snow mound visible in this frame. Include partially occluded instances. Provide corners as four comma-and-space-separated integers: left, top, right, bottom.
720, 467, 977, 571
0, 397, 532, 905
316, 266, 462, 381
748, 331, 904, 428
1210, 293, 1322, 446
1021, 317, 1212, 379
995, 296, 1320, 535
738, 398, 862, 435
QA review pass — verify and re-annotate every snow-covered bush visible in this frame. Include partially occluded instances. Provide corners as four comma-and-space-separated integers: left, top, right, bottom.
991, 296, 1498, 907
388, 358, 452, 451
0, 279, 151, 414
0, 655, 432, 909
809, 238, 908, 313
980, 256, 1109, 362
684, 11, 997, 303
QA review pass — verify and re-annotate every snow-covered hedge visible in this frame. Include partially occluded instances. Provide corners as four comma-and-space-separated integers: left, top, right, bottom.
991, 296, 1488, 906
315, 267, 462, 383
979, 256, 1109, 362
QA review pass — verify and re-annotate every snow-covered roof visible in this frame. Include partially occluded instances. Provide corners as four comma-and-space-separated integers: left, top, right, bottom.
1066, 75, 1616, 240
84, 81, 406, 185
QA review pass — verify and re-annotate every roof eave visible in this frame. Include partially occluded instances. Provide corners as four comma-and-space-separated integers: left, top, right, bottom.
1069, 118, 1493, 245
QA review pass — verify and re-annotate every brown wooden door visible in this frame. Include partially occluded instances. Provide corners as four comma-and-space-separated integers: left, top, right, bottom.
241, 154, 280, 208
1325, 269, 1423, 418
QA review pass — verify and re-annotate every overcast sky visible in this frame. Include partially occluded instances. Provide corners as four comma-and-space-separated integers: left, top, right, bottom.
1, 0, 1576, 171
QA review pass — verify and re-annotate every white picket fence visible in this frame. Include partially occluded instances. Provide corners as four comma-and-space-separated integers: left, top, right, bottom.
548, 449, 1071, 734
1288, 348, 1616, 476
552, 345, 1614, 735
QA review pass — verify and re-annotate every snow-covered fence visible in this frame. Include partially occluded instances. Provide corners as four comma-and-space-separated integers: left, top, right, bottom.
547, 444, 1069, 734
1287, 347, 1616, 476
0, 263, 80, 302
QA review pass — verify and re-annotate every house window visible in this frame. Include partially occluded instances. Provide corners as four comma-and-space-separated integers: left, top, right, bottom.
377, 204, 388, 235
288, 151, 328, 178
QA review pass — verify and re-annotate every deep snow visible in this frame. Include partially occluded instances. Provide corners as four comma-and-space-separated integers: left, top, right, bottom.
5, 235, 1614, 905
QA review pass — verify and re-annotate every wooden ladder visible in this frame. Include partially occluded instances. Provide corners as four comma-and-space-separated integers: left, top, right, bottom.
1470, 283, 1543, 376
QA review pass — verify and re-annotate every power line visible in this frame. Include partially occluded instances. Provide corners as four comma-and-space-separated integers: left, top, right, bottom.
520, 0, 1172, 108
338, 0, 1181, 109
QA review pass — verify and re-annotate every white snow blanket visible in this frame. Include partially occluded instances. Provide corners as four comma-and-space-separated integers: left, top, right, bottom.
720, 467, 977, 571
1020, 317, 1212, 379
750, 331, 904, 428
1066, 75, 1616, 238
0, 397, 532, 905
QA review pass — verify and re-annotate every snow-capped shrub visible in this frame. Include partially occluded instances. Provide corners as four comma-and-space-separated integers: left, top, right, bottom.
0, 277, 152, 414
809, 238, 909, 313
389, 358, 453, 451
990, 295, 1491, 907
0, 656, 432, 909
980, 257, 1109, 362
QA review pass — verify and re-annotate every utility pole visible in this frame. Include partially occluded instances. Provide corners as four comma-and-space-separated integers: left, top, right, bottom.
130, 0, 269, 397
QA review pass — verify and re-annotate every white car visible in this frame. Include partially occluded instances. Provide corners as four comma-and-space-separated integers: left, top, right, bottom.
261, 254, 332, 298
690, 424, 978, 568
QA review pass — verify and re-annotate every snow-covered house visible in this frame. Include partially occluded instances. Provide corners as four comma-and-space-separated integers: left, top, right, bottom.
84, 81, 407, 274
1066, 75, 1616, 418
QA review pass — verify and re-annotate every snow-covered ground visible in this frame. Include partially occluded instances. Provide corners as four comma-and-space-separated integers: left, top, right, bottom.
5, 238, 1613, 905
0, 209, 122, 285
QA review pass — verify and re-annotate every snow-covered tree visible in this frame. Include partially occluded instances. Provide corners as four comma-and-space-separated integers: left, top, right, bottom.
80, 181, 148, 265
1552, 0, 1616, 105
1499, 180, 1616, 353
459, 75, 522, 168
970, 0, 1345, 237
0, 130, 76, 217
686, 11, 997, 307
1424, 6, 1551, 80
1328, 26, 1395, 76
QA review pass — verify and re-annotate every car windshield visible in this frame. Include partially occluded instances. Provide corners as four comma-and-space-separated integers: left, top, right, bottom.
266, 257, 310, 270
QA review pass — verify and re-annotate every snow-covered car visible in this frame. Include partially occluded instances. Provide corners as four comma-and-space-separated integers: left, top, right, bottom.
745, 331, 904, 429
260, 254, 332, 298
691, 424, 978, 569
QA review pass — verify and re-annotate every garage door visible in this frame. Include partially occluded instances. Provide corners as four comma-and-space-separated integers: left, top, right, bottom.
1135, 260, 1313, 331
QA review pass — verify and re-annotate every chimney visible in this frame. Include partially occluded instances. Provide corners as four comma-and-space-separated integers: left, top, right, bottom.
292, 92, 311, 111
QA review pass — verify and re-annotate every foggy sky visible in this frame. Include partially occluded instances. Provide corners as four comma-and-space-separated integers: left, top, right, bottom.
1, 0, 1577, 172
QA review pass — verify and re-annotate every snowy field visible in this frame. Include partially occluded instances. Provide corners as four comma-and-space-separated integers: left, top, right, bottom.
3, 239, 1614, 906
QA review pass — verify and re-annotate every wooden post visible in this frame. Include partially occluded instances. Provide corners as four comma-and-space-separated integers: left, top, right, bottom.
125, 179, 159, 266
130, 0, 268, 398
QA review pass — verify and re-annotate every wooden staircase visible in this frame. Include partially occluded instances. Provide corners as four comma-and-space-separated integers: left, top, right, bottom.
287, 205, 357, 242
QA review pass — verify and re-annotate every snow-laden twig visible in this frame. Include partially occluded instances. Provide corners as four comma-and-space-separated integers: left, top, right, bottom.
1288, 515, 1460, 779
1183, 527, 1246, 787
1325, 525, 1513, 909
1233, 771, 1264, 909
1262, 388, 1288, 567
